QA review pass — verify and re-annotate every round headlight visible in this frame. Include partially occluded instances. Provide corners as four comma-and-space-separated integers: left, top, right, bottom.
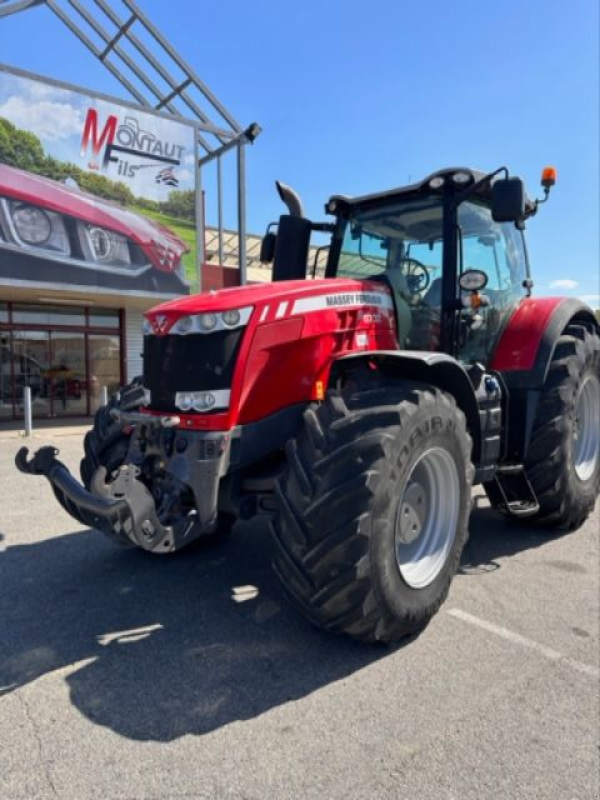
452, 171, 471, 184
199, 313, 217, 332
89, 227, 113, 261
174, 315, 193, 334
12, 204, 52, 245
177, 392, 194, 412
429, 176, 445, 189
222, 309, 241, 327
194, 393, 216, 410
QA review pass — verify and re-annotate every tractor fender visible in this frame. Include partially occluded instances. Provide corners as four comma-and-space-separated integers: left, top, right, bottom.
489, 297, 599, 463
490, 296, 599, 389
333, 351, 484, 467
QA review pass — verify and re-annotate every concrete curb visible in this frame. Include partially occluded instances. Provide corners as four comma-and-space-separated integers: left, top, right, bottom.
0, 425, 89, 441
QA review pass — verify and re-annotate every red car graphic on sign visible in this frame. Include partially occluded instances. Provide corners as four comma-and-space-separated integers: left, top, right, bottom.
0, 164, 190, 295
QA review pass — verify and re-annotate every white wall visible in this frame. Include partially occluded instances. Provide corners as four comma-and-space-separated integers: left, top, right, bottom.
125, 309, 144, 382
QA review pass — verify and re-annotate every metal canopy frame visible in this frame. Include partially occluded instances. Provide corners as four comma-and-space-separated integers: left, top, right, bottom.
0, 0, 260, 287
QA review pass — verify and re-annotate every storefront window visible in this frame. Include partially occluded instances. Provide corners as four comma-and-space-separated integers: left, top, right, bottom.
12, 304, 86, 327
12, 330, 52, 419
1, 303, 122, 421
49, 332, 87, 417
89, 334, 121, 414
89, 309, 120, 329
0, 333, 13, 420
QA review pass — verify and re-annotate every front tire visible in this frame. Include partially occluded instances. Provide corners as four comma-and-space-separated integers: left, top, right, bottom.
80, 378, 144, 490
523, 325, 600, 529
271, 380, 474, 644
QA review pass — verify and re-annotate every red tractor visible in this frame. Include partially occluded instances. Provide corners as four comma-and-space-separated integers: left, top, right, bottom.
17, 166, 600, 644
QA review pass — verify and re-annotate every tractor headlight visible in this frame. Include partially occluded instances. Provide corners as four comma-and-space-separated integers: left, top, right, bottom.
176, 392, 194, 412
6, 200, 70, 255
173, 315, 194, 334
429, 176, 445, 189
168, 307, 253, 335
195, 392, 216, 410
175, 389, 230, 412
452, 171, 472, 184
222, 309, 241, 327
199, 313, 218, 332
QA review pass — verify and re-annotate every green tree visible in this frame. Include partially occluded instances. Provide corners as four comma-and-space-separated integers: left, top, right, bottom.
0, 117, 45, 172
159, 190, 195, 221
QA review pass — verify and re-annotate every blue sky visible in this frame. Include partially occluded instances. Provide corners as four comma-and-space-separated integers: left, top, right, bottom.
0, 0, 598, 305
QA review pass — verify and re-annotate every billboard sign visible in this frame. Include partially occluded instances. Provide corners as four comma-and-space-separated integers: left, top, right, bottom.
0, 64, 199, 297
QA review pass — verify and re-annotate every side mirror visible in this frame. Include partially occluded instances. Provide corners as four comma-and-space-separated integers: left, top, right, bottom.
459, 269, 488, 291
491, 177, 525, 223
260, 231, 277, 264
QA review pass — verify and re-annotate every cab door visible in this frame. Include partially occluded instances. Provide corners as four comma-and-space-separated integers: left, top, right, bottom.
456, 201, 529, 365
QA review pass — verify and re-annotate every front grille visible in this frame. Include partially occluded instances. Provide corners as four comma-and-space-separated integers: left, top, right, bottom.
143, 329, 243, 412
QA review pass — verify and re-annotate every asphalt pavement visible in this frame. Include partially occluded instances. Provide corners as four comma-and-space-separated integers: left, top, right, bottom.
1, 432, 598, 800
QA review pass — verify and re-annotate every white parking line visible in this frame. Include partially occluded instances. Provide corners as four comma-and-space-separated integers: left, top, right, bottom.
447, 608, 600, 680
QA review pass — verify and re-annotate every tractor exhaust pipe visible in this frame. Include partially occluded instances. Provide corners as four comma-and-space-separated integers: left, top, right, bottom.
276, 180, 305, 218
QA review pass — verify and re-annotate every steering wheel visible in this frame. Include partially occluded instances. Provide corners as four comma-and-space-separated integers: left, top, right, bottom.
401, 258, 431, 293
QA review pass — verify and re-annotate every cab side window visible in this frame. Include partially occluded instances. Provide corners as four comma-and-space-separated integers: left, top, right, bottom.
457, 202, 528, 364
459, 202, 527, 300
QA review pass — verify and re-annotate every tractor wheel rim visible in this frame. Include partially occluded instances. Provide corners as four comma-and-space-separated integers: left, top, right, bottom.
573, 374, 600, 481
395, 447, 460, 589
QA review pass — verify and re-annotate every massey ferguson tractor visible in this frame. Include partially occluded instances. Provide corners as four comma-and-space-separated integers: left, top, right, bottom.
17, 166, 600, 644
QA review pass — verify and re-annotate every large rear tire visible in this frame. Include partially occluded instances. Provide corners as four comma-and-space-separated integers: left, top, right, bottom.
522, 325, 600, 529
271, 379, 474, 644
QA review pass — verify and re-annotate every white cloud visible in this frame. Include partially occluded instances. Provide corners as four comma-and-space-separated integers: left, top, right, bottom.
580, 294, 600, 305
184, 153, 196, 165
549, 279, 579, 290
26, 82, 71, 101
175, 168, 193, 182
0, 96, 83, 141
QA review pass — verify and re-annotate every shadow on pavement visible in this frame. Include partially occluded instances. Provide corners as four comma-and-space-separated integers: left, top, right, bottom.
0, 503, 569, 741
459, 499, 570, 576
0, 521, 387, 741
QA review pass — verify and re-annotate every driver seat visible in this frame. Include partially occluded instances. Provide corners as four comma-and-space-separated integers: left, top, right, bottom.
421, 277, 442, 307
407, 277, 442, 351
375, 268, 412, 348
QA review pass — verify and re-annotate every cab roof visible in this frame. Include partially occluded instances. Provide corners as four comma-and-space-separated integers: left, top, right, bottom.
325, 167, 503, 215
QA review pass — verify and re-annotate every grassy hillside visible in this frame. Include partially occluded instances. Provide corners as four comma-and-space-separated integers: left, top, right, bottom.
131, 205, 199, 289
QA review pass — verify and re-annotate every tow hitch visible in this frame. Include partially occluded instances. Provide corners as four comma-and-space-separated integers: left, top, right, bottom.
15, 445, 201, 553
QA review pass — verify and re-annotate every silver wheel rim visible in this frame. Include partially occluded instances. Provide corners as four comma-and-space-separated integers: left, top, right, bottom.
395, 447, 460, 589
573, 374, 600, 481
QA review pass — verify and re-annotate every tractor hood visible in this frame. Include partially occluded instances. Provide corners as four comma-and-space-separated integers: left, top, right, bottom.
144, 278, 395, 334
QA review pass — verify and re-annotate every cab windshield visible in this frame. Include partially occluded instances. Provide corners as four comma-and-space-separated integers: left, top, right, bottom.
335, 197, 445, 351
336, 197, 444, 292
333, 194, 528, 361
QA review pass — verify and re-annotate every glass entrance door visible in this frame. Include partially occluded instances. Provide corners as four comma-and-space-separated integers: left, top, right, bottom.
12, 330, 88, 418
13, 330, 51, 419
0, 303, 122, 422
89, 333, 121, 414
47, 332, 87, 417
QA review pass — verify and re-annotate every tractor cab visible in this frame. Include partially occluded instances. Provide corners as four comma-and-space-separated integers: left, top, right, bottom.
264, 166, 554, 368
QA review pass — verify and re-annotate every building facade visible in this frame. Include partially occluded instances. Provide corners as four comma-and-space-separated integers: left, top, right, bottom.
0, 229, 286, 423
